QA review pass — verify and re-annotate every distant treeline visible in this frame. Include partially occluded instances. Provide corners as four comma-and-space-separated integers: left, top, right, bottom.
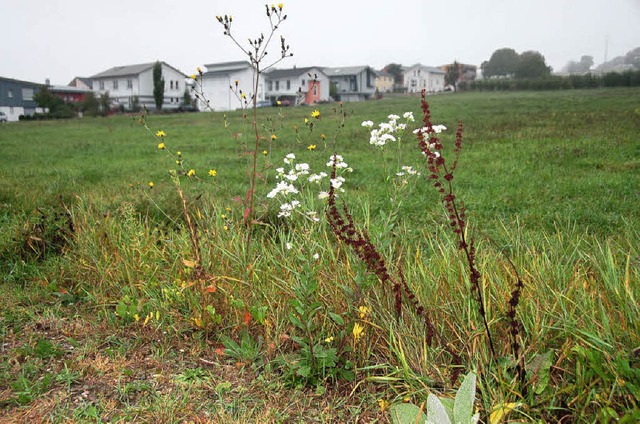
466, 69, 640, 91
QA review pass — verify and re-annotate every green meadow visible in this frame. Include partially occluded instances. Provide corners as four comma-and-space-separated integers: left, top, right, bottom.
1, 88, 639, 422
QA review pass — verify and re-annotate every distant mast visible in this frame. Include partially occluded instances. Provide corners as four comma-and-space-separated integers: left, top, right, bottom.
604, 35, 609, 64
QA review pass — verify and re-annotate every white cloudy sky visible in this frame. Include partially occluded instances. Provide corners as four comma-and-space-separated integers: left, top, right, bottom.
1, 0, 638, 84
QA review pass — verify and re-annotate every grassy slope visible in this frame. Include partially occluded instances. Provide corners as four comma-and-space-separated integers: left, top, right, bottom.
1, 88, 639, 422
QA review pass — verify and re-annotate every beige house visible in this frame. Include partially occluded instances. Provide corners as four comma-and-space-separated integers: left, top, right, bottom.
374, 71, 394, 93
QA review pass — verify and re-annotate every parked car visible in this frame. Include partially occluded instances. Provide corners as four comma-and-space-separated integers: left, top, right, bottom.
0, 111, 7, 123
255, 100, 273, 108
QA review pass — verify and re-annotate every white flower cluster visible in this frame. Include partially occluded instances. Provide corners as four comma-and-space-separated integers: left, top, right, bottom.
413, 124, 447, 158
363, 112, 415, 148
395, 165, 421, 177
412, 124, 447, 135
267, 153, 352, 219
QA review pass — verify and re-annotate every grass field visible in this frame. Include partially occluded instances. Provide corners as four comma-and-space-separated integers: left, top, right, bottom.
1, 88, 639, 422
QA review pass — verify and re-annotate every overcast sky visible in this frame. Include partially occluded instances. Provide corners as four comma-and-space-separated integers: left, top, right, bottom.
1, 0, 638, 84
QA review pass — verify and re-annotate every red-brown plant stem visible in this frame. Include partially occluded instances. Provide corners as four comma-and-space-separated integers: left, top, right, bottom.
417, 89, 496, 359
325, 162, 463, 383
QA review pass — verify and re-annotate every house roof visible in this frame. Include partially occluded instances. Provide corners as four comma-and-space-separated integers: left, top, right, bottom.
322, 66, 372, 76
69, 77, 93, 88
203, 61, 253, 74
0, 76, 43, 87
90, 62, 186, 79
264, 66, 325, 79
404, 64, 445, 74
49, 85, 93, 94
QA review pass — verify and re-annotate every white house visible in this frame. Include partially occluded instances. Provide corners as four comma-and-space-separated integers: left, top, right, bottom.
402, 64, 445, 93
198, 61, 265, 111
90, 62, 187, 111
323, 66, 377, 102
263, 66, 330, 105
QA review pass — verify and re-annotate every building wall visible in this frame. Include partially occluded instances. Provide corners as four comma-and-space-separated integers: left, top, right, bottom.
199, 67, 264, 111
403, 67, 445, 93
0, 78, 42, 121
92, 64, 187, 111
264, 69, 329, 104
375, 75, 394, 93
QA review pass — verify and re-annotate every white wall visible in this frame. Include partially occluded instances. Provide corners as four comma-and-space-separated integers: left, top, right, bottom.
199, 68, 264, 111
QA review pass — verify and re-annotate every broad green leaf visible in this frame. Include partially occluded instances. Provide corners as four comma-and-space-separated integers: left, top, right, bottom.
426, 394, 451, 424
453, 371, 476, 423
390, 403, 427, 424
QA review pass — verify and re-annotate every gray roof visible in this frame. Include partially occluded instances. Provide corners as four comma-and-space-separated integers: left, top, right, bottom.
90, 62, 186, 78
322, 66, 372, 76
69, 77, 93, 88
264, 66, 325, 79
49, 85, 93, 93
404, 64, 445, 74
0, 76, 42, 87
203, 61, 253, 74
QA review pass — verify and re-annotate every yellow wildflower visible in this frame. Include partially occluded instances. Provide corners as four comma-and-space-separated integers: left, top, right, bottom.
352, 322, 364, 341
324, 336, 334, 343
148, 181, 154, 188
307, 144, 316, 151
156, 130, 166, 137
223, 225, 229, 231
321, 133, 326, 140
271, 134, 277, 141
177, 151, 182, 156
278, 3, 284, 9
263, 150, 268, 155
234, 80, 239, 86
190, 74, 197, 80
276, 100, 281, 106
157, 142, 165, 150
311, 109, 320, 118
209, 169, 217, 177
133, 313, 140, 322
221, 214, 226, 219
358, 305, 370, 319
197, 67, 202, 74
187, 169, 196, 177
241, 92, 246, 99
304, 118, 309, 124
378, 399, 390, 412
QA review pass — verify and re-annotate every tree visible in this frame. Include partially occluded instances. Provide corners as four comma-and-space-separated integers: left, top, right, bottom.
564, 55, 594, 74
624, 47, 640, 69
81, 91, 99, 117
33, 86, 74, 118
153, 61, 165, 111
99, 92, 111, 116
383, 63, 404, 87
182, 87, 192, 107
445, 61, 460, 91
482, 48, 520, 78
516, 50, 551, 79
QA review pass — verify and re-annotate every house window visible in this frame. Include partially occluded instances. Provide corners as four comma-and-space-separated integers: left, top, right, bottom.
170, 81, 174, 89
7, 89, 13, 98
127, 79, 133, 89
22, 88, 33, 100
301, 79, 305, 86
113, 80, 118, 89
275, 81, 280, 91
286, 80, 290, 90
175, 81, 179, 90
99, 81, 105, 90
313, 85, 318, 96
268, 81, 273, 91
